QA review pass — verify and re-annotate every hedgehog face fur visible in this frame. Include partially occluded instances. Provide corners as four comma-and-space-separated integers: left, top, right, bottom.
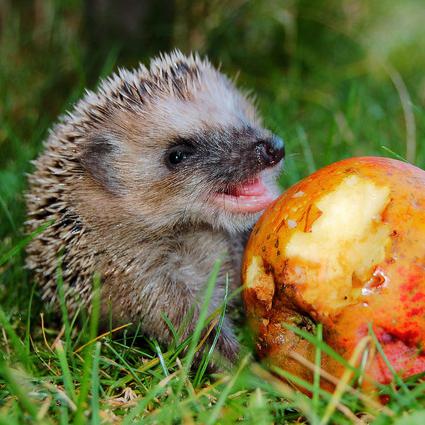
76, 52, 283, 233
26, 51, 284, 362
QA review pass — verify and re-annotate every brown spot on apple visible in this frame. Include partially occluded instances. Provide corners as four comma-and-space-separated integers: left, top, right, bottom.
303, 203, 323, 232
245, 255, 275, 311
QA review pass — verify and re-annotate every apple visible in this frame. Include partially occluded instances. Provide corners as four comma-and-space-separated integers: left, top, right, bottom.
242, 157, 425, 390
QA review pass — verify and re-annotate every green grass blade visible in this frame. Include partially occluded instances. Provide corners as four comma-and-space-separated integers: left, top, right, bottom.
74, 274, 102, 425
104, 341, 146, 388
247, 388, 272, 425
56, 255, 72, 354
0, 220, 52, 267
89, 274, 101, 343
0, 360, 39, 420
381, 146, 408, 162
24, 285, 36, 357
90, 342, 102, 425
123, 382, 169, 425
312, 323, 323, 413
271, 364, 333, 401
205, 355, 249, 425
0, 306, 33, 371
0, 192, 16, 233
154, 340, 169, 377
160, 312, 179, 346
297, 125, 316, 173
284, 324, 357, 374
56, 341, 76, 402
193, 274, 229, 388
59, 404, 69, 425
177, 258, 222, 394
368, 324, 413, 399
0, 414, 20, 425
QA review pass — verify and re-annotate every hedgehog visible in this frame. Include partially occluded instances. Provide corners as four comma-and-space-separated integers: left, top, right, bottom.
25, 50, 285, 361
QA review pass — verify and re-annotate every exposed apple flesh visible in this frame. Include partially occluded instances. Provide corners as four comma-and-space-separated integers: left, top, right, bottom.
285, 175, 391, 315
242, 157, 425, 391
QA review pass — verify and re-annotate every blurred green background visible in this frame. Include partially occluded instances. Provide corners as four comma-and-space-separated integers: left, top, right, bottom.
1, 0, 425, 298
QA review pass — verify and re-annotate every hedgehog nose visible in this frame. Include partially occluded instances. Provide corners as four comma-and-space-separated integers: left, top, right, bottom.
255, 135, 285, 168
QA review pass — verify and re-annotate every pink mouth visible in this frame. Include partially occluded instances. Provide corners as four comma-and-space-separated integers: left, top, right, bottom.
212, 177, 278, 213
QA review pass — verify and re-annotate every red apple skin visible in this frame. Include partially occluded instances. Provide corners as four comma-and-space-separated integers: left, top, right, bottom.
242, 157, 425, 390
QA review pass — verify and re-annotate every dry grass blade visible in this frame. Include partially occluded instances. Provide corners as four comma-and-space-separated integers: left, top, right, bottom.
289, 351, 393, 417
36, 396, 52, 420
384, 63, 417, 163
51, 326, 65, 350
320, 336, 372, 425
40, 313, 54, 354
131, 317, 219, 378
259, 361, 368, 424
29, 334, 61, 377
179, 375, 229, 407
74, 323, 132, 354
250, 364, 312, 418
337, 404, 368, 424
194, 316, 219, 353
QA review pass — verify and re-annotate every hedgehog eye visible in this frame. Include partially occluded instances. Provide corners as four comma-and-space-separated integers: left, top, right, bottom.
165, 144, 194, 169
169, 150, 189, 164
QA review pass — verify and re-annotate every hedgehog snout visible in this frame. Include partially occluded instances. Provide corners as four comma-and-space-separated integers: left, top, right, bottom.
238, 130, 284, 177
254, 135, 285, 168
205, 128, 284, 187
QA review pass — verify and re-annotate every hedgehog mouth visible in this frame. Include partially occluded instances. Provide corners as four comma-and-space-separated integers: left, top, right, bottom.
212, 174, 279, 214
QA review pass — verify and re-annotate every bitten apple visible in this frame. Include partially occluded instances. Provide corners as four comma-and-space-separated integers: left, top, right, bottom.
242, 157, 425, 390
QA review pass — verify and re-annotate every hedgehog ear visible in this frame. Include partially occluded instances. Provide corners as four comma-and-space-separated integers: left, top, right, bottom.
79, 136, 123, 193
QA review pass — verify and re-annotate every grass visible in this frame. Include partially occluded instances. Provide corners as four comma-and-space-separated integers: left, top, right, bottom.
1, 0, 425, 423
